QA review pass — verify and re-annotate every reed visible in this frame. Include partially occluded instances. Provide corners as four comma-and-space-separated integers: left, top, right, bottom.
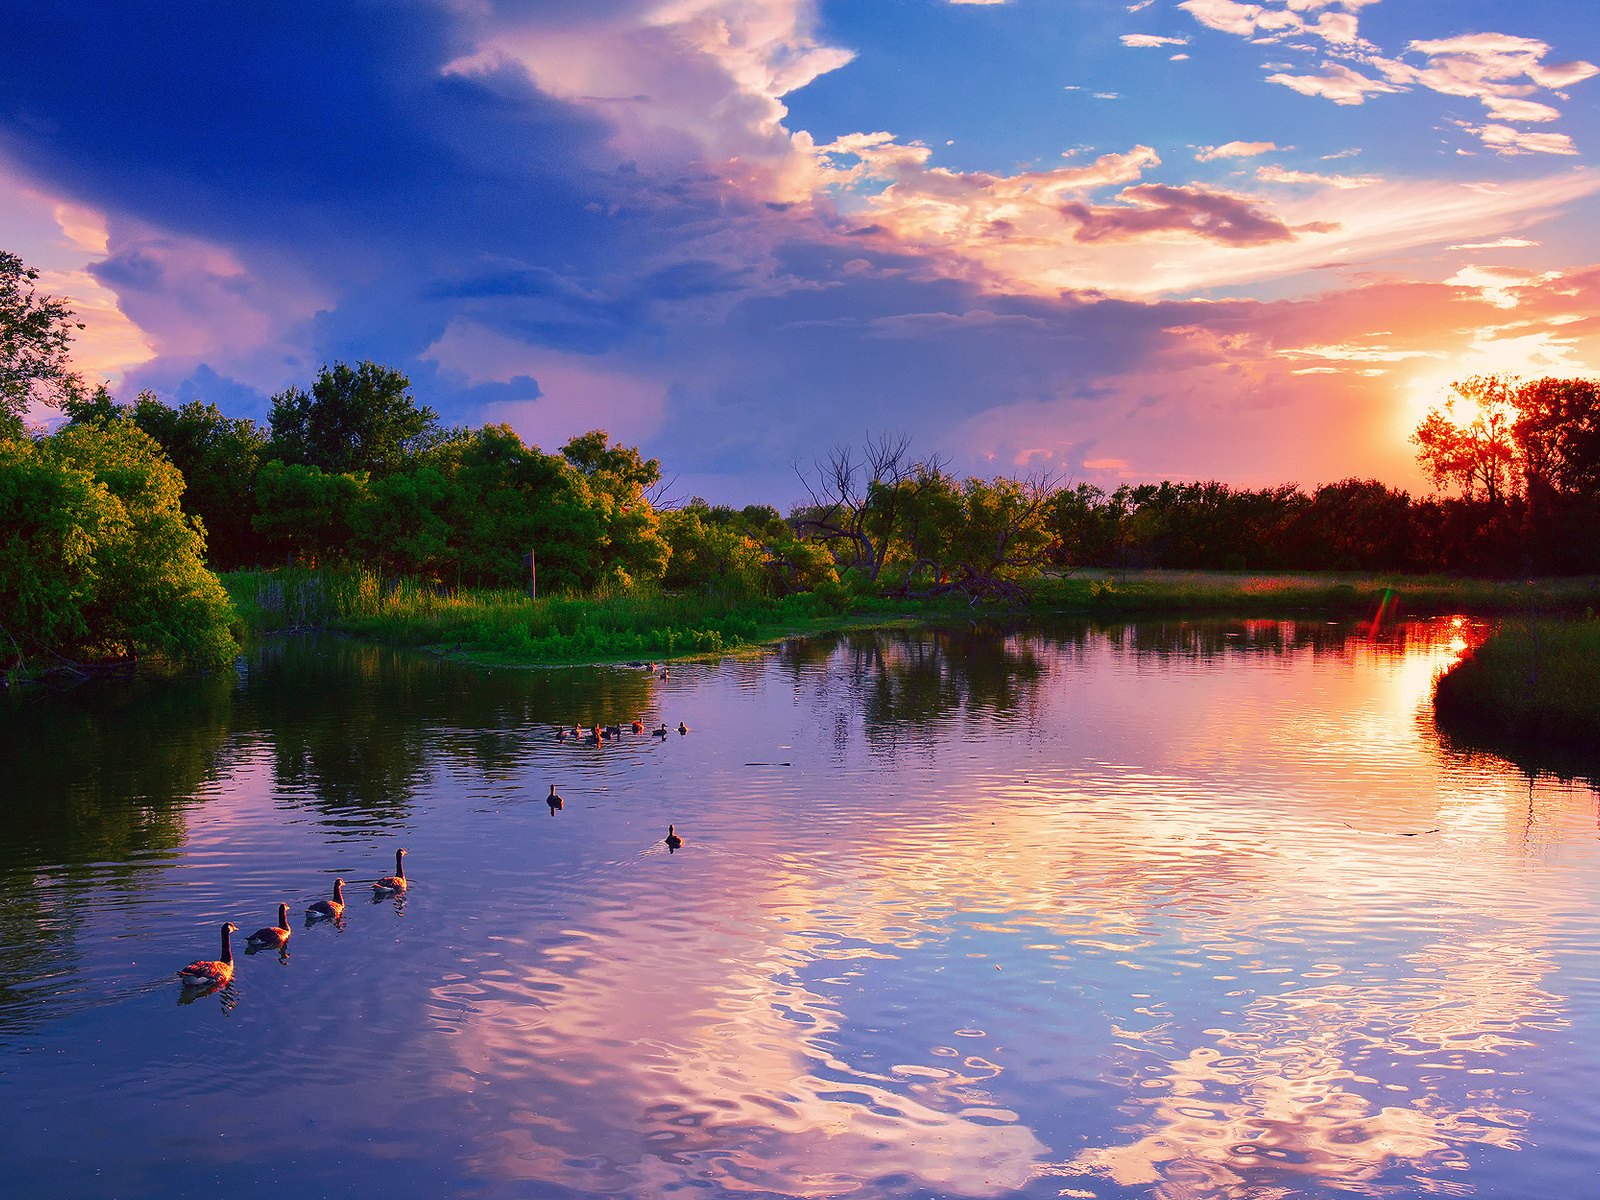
1434, 618, 1600, 747
220, 568, 967, 665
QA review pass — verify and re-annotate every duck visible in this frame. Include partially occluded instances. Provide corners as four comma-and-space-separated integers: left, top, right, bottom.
678, 721, 689, 734
547, 785, 564, 814
664, 825, 683, 851
179, 923, 238, 987
246, 903, 291, 951
307, 878, 345, 920
373, 848, 408, 895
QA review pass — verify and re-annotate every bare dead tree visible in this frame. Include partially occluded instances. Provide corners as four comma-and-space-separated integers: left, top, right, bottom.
792, 432, 939, 583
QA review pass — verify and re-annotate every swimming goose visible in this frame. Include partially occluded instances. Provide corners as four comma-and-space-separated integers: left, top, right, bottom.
678, 721, 689, 734
373, 848, 408, 895
547, 785, 564, 814
246, 903, 291, 950
307, 878, 345, 920
179, 923, 238, 987
664, 825, 683, 851
652, 724, 669, 737
631, 720, 643, 733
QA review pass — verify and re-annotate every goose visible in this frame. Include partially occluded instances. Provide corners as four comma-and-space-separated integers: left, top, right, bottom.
652, 724, 669, 737
556, 727, 568, 741
307, 878, 345, 920
659, 670, 669, 680
606, 724, 622, 738
373, 848, 408, 895
547, 785, 564, 814
678, 721, 689, 734
179, 923, 238, 987
631, 720, 644, 733
246, 903, 291, 950
664, 825, 683, 851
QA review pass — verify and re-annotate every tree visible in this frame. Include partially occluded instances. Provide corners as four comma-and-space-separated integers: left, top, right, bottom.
1512, 376, 1600, 498
1, 250, 84, 438
793, 434, 938, 583
65, 388, 270, 567
1411, 374, 1519, 503
0, 421, 236, 666
268, 361, 448, 477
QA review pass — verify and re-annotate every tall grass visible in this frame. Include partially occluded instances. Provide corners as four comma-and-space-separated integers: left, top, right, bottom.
1435, 618, 1600, 747
220, 567, 944, 664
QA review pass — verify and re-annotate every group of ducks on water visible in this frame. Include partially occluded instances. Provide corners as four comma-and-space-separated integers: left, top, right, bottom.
177, 847, 409, 992
556, 719, 689, 741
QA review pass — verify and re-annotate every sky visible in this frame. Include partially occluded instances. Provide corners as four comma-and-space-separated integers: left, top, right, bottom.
3, 0, 1599, 505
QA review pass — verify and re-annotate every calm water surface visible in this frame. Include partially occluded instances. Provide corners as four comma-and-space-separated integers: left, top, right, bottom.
3, 617, 1599, 1199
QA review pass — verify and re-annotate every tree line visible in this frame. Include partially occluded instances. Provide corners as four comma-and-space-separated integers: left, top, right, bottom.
3, 247, 1599, 670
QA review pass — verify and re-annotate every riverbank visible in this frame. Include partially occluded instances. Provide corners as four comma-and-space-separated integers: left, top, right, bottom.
1434, 619, 1600, 749
215, 567, 1600, 669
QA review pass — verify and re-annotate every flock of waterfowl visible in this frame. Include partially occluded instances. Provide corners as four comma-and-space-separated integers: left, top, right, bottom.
177, 847, 410, 993
179, 707, 691, 997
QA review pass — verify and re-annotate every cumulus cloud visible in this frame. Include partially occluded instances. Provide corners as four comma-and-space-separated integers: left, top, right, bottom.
1464, 124, 1579, 156
1179, 0, 1374, 47
1195, 140, 1279, 161
1266, 63, 1400, 104
1121, 34, 1189, 48
1367, 33, 1597, 124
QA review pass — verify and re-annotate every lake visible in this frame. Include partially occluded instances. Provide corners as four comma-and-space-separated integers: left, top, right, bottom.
2, 617, 1598, 1199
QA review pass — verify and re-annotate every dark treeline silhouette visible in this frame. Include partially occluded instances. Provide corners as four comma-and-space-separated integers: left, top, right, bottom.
1048, 376, 1600, 577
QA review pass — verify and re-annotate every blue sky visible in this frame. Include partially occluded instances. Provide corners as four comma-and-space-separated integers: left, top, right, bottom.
3, 0, 1597, 503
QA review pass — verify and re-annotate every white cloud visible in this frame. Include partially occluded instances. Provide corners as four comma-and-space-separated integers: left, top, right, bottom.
1179, 0, 1374, 47
1266, 63, 1400, 104
1171, 54, 1189, 60
1121, 34, 1189, 48
1256, 165, 1381, 188
1195, 140, 1278, 161
1463, 123, 1579, 156
1367, 33, 1596, 125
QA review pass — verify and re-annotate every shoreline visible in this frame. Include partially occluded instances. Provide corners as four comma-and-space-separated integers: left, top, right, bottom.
235, 568, 1600, 671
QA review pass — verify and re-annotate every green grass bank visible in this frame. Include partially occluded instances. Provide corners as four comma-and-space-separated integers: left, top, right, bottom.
220, 567, 1600, 668
1434, 619, 1600, 749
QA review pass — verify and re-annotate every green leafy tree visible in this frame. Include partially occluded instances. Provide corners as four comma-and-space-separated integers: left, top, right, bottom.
0, 421, 236, 665
268, 361, 449, 477
252, 460, 369, 565
65, 388, 270, 566
1, 250, 85, 438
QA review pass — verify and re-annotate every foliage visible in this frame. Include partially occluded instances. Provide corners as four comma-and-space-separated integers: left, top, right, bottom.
63, 386, 270, 567
1435, 619, 1600, 748
1410, 374, 1519, 503
0, 421, 236, 666
268, 360, 453, 477
0, 250, 84, 438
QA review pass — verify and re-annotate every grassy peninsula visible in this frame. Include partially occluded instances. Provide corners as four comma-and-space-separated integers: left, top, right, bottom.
1435, 619, 1600, 749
